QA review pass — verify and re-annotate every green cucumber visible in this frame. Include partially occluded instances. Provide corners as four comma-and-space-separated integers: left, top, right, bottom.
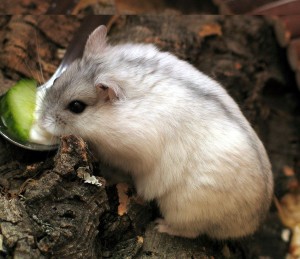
0, 79, 37, 141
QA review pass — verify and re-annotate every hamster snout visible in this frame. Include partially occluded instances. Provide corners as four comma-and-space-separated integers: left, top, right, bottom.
40, 25, 274, 239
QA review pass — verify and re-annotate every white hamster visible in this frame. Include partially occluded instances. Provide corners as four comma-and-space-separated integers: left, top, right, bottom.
39, 25, 273, 239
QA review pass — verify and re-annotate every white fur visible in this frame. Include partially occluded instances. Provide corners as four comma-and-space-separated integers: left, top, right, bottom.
41, 26, 273, 239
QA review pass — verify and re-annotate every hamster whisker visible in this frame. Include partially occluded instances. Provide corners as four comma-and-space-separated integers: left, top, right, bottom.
34, 30, 45, 84
22, 59, 41, 85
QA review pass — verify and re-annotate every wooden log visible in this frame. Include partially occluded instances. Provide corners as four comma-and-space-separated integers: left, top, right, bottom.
0, 0, 115, 15
0, 135, 110, 258
0, 15, 81, 84
114, 0, 167, 14
287, 38, 300, 71
46, 0, 78, 14
213, 0, 300, 15
212, 0, 276, 14
273, 15, 300, 47
250, 0, 300, 15
296, 71, 300, 90
0, 0, 49, 14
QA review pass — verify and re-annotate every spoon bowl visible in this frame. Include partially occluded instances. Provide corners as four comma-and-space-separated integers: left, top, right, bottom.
0, 114, 58, 151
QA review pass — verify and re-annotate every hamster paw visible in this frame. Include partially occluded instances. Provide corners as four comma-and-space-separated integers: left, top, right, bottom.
154, 218, 199, 238
155, 218, 172, 234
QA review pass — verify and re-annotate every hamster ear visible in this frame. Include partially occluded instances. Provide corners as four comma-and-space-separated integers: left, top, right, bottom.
83, 25, 107, 58
96, 83, 119, 102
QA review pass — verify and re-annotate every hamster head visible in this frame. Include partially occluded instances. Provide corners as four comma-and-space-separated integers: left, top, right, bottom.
39, 25, 125, 138
39, 24, 186, 151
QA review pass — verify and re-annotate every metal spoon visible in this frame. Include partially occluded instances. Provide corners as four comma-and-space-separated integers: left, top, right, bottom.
0, 15, 111, 151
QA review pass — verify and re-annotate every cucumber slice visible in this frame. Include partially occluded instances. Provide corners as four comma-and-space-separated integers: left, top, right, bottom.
0, 79, 37, 141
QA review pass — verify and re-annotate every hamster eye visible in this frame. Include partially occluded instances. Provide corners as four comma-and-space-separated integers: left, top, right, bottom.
68, 100, 86, 114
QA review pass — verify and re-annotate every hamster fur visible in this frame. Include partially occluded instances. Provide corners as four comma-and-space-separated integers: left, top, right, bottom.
40, 25, 273, 239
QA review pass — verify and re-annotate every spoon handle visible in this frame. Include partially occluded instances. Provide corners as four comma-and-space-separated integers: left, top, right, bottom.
42, 15, 111, 89
61, 15, 111, 68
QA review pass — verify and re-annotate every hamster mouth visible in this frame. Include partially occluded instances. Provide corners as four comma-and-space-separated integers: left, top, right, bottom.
29, 119, 60, 145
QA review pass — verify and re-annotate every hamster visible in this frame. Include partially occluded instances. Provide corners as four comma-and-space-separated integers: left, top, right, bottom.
39, 25, 273, 239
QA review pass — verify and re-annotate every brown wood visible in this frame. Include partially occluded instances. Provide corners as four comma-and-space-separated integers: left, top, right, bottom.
297, 71, 300, 90
251, 0, 300, 15
115, 0, 217, 14
0, 135, 110, 258
213, 0, 300, 15
0, 0, 49, 14
46, 0, 78, 14
0, 0, 115, 14
213, 0, 278, 14
115, 0, 166, 14
273, 15, 300, 47
288, 38, 300, 71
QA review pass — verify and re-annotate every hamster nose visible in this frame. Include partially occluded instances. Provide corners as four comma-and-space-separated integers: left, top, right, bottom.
55, 115, 66, 126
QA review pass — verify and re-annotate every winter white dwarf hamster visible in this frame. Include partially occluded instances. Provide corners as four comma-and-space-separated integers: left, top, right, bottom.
39, 25, 273, 239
